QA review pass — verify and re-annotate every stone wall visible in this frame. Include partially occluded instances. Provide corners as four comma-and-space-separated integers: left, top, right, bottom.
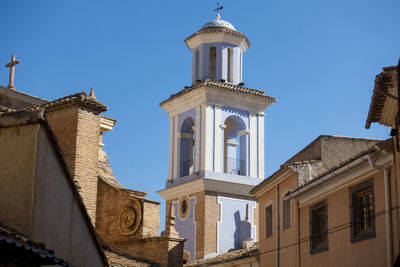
46, 104, 101, 223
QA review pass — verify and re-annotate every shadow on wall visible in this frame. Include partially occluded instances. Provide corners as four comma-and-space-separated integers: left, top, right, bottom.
233, 211, 251, 250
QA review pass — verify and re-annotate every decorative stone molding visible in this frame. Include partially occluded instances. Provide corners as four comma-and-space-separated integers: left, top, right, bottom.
237, 129, 251, 136
118, 198, 142, 236
178, 195, 190, 221
219, 124, 227, 129
227, 140, 239, 146
257, 112, 265, 117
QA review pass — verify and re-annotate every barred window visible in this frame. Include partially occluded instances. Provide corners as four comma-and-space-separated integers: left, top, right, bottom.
350, 180, 375, 242
310, 201, 328, 253
265, 205, 272, 238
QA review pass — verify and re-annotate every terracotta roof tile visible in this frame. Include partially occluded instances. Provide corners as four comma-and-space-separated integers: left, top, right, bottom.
184, 245, 258, 267
185, 27, 251, 48
160, 80, 276, 106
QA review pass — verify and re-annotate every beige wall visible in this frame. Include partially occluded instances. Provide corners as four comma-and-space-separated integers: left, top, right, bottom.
0, 124, 38, 235
257, 173, 298, 267
33, 125, 105, 266
299, 173, 387, 267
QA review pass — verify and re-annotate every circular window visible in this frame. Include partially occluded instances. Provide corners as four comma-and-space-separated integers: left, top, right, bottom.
178, 196, 190, 220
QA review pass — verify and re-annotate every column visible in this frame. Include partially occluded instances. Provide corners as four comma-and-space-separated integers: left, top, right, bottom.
214, 104, 222, 172
173, 115, 179, 179
195, 106, 201, 172
168, 117, 174, 180
257, 112, 265, 179
249, 112, 257, 177
202, 102, 214, 171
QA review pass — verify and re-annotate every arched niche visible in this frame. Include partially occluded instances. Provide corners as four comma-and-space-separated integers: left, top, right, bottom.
179, 117, 195, 177
223, 115, 248, 176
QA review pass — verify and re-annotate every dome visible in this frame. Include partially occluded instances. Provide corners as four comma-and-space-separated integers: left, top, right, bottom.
201, 14, 236, 31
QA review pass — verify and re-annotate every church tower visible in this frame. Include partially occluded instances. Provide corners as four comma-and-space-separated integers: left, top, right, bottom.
158, 13, 275, 263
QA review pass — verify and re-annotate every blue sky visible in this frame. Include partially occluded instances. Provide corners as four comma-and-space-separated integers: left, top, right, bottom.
1, 0, 399, 231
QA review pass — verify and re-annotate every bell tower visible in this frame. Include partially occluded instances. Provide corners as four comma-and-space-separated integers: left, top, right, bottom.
158, 14, 276, 263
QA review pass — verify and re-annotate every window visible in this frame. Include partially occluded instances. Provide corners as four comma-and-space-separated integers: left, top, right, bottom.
350, 180, 375, 242
283, 199, 291, 230
195, 49, 200, 81
265, 205, 272, 238
209, 46, 216, 80
227, 47, 233, 82
310, 201, 328, 253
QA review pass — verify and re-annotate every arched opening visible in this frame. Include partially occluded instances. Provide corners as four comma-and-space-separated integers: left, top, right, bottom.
227, 47, 233, 83
223, 116, 247, 176
179, 117, 195, 177
195, 49, 200, 81
209, 46, 216, 81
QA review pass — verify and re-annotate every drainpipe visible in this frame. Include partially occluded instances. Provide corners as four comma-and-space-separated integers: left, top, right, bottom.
368, 153, 393, 267
276, 185, 280, 267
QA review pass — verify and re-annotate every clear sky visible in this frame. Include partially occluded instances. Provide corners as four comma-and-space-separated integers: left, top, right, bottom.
0, 0, 399, 232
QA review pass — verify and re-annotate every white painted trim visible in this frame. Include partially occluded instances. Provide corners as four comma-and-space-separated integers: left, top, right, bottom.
157, 178, 255, 200
168, 117, 173, 180
214, 106, 222, 172
204, 105, 214, 171
249, 114, 257, 177
257, 114, 265, 178
185, 31, 249, 52
227, 140, 238, 146
173, 116, 179, 179
195, 106, 201, 172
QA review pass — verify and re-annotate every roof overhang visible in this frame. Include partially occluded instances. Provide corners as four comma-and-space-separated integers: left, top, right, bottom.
185, 28, 250, 52
157, 178, 256, 201
160, 81, 275, 117
365, 65, 398, 129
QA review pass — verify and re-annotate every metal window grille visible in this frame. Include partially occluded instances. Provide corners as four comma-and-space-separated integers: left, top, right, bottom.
310, 201, 328, 254
350, 180, 375, 242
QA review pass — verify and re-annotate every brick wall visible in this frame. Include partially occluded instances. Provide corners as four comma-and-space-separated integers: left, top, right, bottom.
142, 200, 160, 237
46, 104, 101, 223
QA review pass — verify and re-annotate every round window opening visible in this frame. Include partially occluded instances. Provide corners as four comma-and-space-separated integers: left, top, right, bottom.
179, 196, 190, 220
181, 199, 188, 214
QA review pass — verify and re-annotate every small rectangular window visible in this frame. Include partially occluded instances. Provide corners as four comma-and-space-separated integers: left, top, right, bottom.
350, 180, 375, 242
265, 205, 272, 238
310, 201, 328, 253
283, 199, 291, 230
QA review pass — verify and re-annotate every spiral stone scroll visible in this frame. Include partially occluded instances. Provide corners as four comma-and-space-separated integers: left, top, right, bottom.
118, 198, 142, 235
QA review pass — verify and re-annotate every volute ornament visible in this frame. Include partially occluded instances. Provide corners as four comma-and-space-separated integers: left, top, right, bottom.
118, 197, 142, 235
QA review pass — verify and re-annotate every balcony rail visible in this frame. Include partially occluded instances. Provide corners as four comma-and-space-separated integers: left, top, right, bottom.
181, 159, 194, 177
224, 157, 245, 176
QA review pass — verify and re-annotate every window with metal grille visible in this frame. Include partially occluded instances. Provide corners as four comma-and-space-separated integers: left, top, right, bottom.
310, 201, 328, 253
283, 199, 291, 230
350, 180, 375, 242
265, 205, 272, 238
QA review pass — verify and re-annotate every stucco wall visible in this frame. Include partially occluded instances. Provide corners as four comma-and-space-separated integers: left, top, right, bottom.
299, 174, 387, 267
174, 197, 196, 262
257, 172, 298, 266
33, 125, 105, 267
0, 124, 37, 236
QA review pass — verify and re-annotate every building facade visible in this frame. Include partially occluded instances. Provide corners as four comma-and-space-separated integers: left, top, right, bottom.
158, 14, 275, 263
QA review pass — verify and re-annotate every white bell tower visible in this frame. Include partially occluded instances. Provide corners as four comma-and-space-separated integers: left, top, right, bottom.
158, 13, 276, 263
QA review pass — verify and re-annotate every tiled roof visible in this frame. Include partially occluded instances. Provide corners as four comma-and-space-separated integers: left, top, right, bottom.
0, 105, 15, 112
7, 92, 108, 113
184, 245, 258, 267
285, 146, 377, 198
160, 80, 276, 106
0, 227, 72, 266
185, 27, 251, 48
365, 65, 397, 129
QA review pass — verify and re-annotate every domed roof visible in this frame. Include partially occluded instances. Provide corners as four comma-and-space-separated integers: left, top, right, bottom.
201, 13, 236, 31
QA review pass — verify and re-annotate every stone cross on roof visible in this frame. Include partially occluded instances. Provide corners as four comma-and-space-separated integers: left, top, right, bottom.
5, 54, 20, 90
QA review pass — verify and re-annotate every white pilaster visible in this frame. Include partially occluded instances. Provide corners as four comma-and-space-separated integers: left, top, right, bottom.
203, 103, 214, 171
195, 106, 201, 172
249, 112, 257, 177
214, 105, 222, 172
168, 117, 174, 180
173, 116, 179, 179
257, 112, 265, 178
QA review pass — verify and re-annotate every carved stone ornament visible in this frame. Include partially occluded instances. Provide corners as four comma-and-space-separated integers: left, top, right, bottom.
118, 197, 142, 235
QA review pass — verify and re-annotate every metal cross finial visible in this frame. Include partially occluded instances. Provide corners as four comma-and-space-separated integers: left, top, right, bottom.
5, 54, 20, 90
214, 1, 223, 19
